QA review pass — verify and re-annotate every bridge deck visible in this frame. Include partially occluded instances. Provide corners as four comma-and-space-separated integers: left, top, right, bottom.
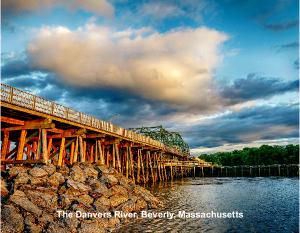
1, 83, 199, 183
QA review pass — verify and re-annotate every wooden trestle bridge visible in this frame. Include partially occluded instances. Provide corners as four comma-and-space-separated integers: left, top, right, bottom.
0, 83, 211, 183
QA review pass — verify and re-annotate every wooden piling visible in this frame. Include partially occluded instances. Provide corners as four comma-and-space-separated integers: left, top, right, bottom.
17, 130, 27, 160
58, 137, 65, 166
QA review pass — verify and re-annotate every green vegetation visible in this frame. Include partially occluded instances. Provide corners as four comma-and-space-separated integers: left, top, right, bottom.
198, 144, 299, 166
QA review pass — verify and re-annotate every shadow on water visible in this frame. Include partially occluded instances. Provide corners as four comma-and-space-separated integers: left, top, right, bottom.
114, 177, 299, 233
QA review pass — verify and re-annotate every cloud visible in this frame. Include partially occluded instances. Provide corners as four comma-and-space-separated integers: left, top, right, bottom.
140, 2, 184, 20
263, 19, 299, 31
2, 0, 114, 18
220, 74, 299, 104
275, 41, 299, 52
177, 104, 299, 149
26, 23, 228, 110
294, 59, 299, 69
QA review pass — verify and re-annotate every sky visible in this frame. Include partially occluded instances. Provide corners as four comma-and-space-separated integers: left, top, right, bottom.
1, 0, 299, 154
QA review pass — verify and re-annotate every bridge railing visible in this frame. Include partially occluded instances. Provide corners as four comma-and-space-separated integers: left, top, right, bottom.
1, 83, 187, 156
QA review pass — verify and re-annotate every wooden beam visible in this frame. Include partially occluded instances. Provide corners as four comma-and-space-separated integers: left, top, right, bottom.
86, 133, 106, 138
41, 129, 48, 164
70, 141, 75, 165
58, 138, 65, 166
1, 131, 9, 159
1, 116, 24, 125
2, 159, 44, 164
2, 123, 55, 131
16, 130, 27, 160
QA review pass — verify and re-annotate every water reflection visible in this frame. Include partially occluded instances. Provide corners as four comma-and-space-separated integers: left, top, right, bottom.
115, 177, 299, 233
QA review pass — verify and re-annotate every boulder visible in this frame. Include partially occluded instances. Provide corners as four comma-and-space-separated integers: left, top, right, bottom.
67, 179, 91, 193
94, 196, 111, 209
110, 185, 128, 197
41, 164, 56, 175
9, 166, 28, 178
1, 205, 24, 233
10, 190, 43, 216
110, 195, 128, 208
77, 194, 94, 206
119, 200, 135, 213
1, 179, 9, 197
101, 174, 118, 187
26, 189, 57, 209
78, 220, 106, 233
24, 214, 43, 233
84, 167, 98, 178
70, 165, 86, 182
135, 198, 147, 211
29, 167, 48, 178
14, 172, 30, 186
48, 172, 65, 188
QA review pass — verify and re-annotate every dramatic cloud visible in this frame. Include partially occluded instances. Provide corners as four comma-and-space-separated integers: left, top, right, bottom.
27, 23, 228, 109
177, 104, 299, 149
220, 74, 299, 104
2, 0, 114, 18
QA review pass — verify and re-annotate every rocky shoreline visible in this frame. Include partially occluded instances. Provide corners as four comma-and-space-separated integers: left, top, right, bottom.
1, 163, 162, 233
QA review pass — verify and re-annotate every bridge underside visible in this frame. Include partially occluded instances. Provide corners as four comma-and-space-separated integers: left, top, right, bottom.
1, 103, 195, 183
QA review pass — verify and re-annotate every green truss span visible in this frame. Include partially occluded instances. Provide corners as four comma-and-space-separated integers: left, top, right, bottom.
129, 125, 190, 155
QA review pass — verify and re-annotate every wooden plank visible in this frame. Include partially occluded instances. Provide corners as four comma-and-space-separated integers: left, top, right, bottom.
140, 151, 146, 183
58, 137, 65, 166
16, 130, 27, 160
148, 151, 154, 182
41, 129, 48, 164
1, 131, 9, 159
137, 149, 141, 183
1, 116, 24, 125
126, 147, 129, 178
129, 147, 135, 182
70, 141, 75, 165
78, 136, 84, 162
115, 144, 121, 172
112, 143, 116, 168
73, 137, 79, 163
2, 159, 44, 164
47, 138, 53, 156
98, 140, 105, 165
2, 122, 55, 131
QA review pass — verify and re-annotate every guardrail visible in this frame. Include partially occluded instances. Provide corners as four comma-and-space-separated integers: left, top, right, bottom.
1, 83, 188, 156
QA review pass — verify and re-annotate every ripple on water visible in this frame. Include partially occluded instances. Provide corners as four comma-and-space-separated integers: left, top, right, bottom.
114, 177, 299, 233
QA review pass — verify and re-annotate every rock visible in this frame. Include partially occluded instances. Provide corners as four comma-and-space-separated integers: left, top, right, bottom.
70, 165, 86, 182
108, 217, 120, 228
110, 185, 128, 197
67, 179, 91, 193
1, 179, 9, 197
79, 220, 106, 233
14, 172, 30, 186
1, 205, 24, 233
24, 214, 43, 233
10, 190, 43, 216
29, 176, 48, 186
26, 189, 57, 209
96, 165, 111, 174
135, 198, 147, 211
119, 200, 135, 213
48, 172, 65, 187
63, 216, 79, 232
57, 166, 70, 176
9, 166, 28, 178
94, 196, 111, 210
89, 179, 111, 197
29, 167, 48, 178
110, 195, 128, 208
84, 167, 98, 178
133, 186, 160, 206
41, 164, 56, 175
101, 174, 118, 187
46, 221, 69, 233
77, 194, 94, 206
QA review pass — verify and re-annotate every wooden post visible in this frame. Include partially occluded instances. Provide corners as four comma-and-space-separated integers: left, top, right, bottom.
129, 147, 135, 182
145, 150, 149, 182
41, 129, 48, 164
36, 129, 41, 160
47, 138, 52, 158
98, 141, 105, 165
137, 149, 141, 183
17, 130, 27, 160
83, 141, 87, 162
95, 141, 98, 163
70, 141, 75, 165
1, 131, 9, 160
157, 153, 162, 181
73, 137, 79, 163
164, 164, 167, 180
126, 147, 129, 178
140, 151, 146, 183
112, 143, 116, 168
106, 146, 110, 166
115, 144, 121, 172
181, 166, 183, 178
78, 136, 84, 162
90, 145, 94, 163
148, 151, 154, 182
58, 137, 65, 166
170, 164, 173, 180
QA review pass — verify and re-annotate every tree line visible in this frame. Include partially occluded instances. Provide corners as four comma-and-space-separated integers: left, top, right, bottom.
198, 144, 299, 166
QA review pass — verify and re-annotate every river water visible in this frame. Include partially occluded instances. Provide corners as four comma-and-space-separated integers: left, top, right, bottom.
115, 177, 299, 233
